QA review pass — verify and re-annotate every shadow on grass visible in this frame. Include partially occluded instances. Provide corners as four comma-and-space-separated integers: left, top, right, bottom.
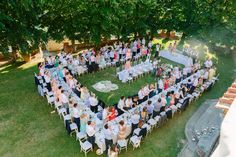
0, 61, 26, 74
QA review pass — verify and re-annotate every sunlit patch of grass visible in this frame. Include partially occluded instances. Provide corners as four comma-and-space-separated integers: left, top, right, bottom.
152, 38, 180, 49
0, 64, 12, 71
18, 59, 42, 70
0, 70, 9, 74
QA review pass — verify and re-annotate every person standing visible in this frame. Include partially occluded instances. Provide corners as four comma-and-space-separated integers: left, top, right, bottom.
72, 103, 82, 131
155, 44, 160, 58
131, 111, 140, 135
104, 124, 113, 155
117, 96, 126, 116
153, 98, 162, 117
89, 94, 98, 113
60, 90, 69, 114
146, 100, 154, 119
86, 121, 96, 148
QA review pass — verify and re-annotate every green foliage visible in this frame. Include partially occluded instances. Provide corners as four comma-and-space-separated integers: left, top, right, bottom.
0, 0, 47, 55
0, 0, 235, 56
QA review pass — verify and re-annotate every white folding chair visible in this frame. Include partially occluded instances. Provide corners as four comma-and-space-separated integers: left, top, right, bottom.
46, 95, 55, 107
176, 103, 183, 113
42, 83, 47, 88
154, 116, 161, 128
42, 87, 48, 95
54, 101, 62, 110
79, 139, 93, 157
142, 124, 151, 135
37, 85, 44, 96
148, 118, 157, 130
170, 105, 178, 117
76, 130, 87, 142
133, 128, 141, 136
70, 122, 78, 136
47, 91, 54, 97
57, 107, 66, 119
117, 139, 128, 153
62, 113, 71, 126
129, 135, 141, 150
160, 111, 168, 126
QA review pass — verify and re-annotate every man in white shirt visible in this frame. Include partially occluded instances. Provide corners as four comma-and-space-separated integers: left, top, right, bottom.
138, 87, 145, 104
86, 121, 96, 147
109, 50, 114, 62
125, 96, 133, 110
155, 44, 160, 58
44, 71, 52, 92
132, 45, 137, 58
131, 111, 140, 135
190, 76, 198, 94
72, 103, 82, 131
153, 98, 162, 117
89, 94, 98, 113
118, 48, 123, 60
60, 90, 69, 114
117, 96, 126, 115
104, 51, 110, 62
174, 69, 182, 84
47, 56, 54, 68
104, 124, 113, 155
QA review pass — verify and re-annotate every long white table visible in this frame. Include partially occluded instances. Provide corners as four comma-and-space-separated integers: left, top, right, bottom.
117, 61, 153, 83
160, 49, 193, 67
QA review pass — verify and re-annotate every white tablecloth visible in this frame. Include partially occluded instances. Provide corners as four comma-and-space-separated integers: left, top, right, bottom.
160, 50, 193, 67
117, 61, 153, 82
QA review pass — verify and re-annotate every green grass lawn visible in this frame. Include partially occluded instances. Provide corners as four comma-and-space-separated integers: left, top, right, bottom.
0, 46, 235, 157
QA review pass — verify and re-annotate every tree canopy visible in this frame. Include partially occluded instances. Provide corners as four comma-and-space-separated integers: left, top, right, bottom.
0, 0, 235, 56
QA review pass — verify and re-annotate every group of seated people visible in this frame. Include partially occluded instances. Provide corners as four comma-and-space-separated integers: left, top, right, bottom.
36, 42, 217, 156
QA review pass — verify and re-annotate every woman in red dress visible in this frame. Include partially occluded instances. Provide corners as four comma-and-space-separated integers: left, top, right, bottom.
108, 107, 116, 121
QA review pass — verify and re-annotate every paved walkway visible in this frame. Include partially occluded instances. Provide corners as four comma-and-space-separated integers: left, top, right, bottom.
178, 99, 224, 157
